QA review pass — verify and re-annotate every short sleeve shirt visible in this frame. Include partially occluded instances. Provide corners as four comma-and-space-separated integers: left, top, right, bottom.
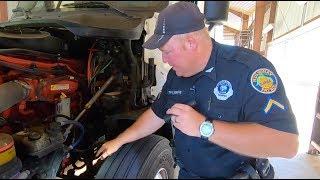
151, 39, 298, 178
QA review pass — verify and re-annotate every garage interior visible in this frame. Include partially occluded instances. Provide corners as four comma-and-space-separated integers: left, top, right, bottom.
0, 1, 320, 179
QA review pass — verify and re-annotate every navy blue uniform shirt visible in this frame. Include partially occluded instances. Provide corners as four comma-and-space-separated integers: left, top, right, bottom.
151, 39, 298, 178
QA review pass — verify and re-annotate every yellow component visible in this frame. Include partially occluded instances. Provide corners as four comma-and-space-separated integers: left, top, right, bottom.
51, 84, 69, 91
0, 146, 16, 165
0, 133, 16, 166
264, 99, 285, 113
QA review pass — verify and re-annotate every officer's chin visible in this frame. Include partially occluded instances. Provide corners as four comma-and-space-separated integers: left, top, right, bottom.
174, 70, 183, 77
176, 71, 191, 78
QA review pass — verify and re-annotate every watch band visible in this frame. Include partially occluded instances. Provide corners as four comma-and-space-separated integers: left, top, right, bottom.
200, 134, 209, 140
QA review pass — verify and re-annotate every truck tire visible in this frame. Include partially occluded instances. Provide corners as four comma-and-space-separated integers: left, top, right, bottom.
41, 148, 65, 179
95, 134, 174, 179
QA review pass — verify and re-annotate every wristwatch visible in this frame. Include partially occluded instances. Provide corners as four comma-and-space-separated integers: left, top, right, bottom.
200, 119, 214, 140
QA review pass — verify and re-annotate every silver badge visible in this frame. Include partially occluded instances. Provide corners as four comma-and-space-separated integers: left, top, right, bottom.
214, 80, 233, 100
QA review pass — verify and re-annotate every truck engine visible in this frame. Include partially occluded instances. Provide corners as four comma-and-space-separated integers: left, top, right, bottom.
0, 28, 158, 178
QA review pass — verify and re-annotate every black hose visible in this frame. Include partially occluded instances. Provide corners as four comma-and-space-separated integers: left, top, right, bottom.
44, 114, 85, 150
59, 120, 84, 150
0, 61, 44, 75
125, 40, 141, 108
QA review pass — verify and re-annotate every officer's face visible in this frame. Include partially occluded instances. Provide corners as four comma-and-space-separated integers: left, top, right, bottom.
160, 36, 196, 77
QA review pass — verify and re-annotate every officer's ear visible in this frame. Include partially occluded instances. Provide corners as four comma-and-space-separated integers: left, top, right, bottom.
183, 35, 197, 51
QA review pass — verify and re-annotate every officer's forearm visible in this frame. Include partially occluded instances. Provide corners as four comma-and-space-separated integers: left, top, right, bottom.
116, 108, 165, 145
209, 120, 299, 159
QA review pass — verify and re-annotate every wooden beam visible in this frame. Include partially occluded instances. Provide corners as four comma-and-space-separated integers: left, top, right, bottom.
229, 8, 249, 31
253, 1, 266, 54
266, 1, 277, 43
0, 1, 8, 22
224, 25, 239, 34
242, 16, 249, 31
229, 8, 249, 19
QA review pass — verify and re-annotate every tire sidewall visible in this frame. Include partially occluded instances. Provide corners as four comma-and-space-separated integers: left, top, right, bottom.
139, 142, 174, 179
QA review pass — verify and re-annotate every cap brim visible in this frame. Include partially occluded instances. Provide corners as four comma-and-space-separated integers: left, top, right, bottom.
142, 34, 172, 50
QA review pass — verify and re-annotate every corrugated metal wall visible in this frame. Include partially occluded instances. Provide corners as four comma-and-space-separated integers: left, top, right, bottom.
273, 2, 304, 39
274, 1, 320, 39
305, 1, 320, 22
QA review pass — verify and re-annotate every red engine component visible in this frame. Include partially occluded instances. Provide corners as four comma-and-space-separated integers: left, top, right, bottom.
0, 50, 85, 134
19, 75, 79, 102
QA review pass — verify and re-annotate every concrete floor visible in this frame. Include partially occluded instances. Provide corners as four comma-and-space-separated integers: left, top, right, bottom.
270, 153, 320, 179
173, 153, 320, 179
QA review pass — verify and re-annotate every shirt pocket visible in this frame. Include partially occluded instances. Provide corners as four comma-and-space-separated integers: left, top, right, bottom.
207, 106, 240, 122
166, 87, 195, 106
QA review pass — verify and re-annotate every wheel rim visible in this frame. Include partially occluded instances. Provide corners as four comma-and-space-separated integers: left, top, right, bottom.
154, 168, 168, 179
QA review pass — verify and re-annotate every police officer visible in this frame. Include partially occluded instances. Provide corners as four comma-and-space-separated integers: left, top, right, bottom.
96, 2, 299, 178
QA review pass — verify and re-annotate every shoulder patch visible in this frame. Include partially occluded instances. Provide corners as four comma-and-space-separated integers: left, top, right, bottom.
251, 68, 277, 94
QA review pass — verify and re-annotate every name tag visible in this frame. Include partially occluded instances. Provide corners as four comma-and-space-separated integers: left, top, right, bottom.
167, 90, 183, 95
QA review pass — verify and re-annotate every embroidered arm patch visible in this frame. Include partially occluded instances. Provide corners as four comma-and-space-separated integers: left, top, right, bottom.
251, 68, 277, 94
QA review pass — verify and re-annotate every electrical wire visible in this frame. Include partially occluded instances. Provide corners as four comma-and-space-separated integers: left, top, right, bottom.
89, 59, 113, 94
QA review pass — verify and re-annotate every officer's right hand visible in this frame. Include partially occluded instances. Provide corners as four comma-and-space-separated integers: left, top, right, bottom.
96, 139, 122, 160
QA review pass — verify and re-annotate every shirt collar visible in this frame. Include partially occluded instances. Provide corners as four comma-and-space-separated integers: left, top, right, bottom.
199, 38, 218, 81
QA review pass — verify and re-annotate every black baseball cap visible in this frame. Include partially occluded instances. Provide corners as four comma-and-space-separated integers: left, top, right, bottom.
142, 1, 205, 50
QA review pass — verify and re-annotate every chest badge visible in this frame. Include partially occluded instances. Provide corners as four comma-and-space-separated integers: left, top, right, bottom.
251, 68, 277, 94
214, 80, 233, 100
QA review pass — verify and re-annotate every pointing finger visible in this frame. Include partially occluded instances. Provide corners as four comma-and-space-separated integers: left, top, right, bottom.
96, 144, 106, 157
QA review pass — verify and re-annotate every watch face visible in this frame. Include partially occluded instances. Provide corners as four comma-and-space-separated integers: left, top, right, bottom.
200, 121, 213, 137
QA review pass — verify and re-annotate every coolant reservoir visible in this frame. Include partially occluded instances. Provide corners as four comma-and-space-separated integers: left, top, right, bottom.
0, 133, 16, 166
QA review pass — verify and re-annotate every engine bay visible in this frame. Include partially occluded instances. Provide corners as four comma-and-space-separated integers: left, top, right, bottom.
0, 26, 158, 178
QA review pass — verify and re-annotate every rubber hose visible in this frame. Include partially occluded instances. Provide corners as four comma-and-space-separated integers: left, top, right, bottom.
59, 120, 85, 150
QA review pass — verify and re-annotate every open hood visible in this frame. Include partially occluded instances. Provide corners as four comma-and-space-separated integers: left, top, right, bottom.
0, 1, 169, 39
10, 1, 169, 19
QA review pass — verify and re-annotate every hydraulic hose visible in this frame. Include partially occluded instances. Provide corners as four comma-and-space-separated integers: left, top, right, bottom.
51, 114, 85, 150
59, 120, 84, 150
48, 114, 84, 149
